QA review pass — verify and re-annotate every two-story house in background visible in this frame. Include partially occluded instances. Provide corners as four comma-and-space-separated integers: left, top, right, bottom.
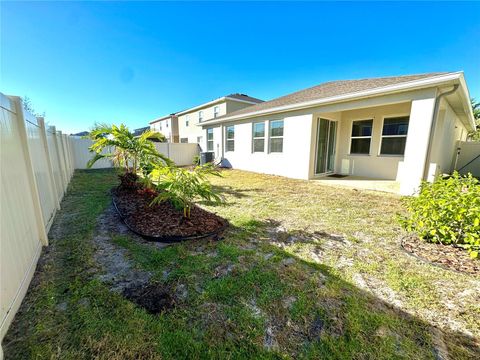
150, 94, 263, 153
149, 114, 180, 143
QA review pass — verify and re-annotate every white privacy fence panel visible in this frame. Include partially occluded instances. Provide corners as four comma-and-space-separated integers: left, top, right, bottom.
46, 126, 65, 199
71, 137, 113, 169
24, 113, 58, 229
155, 142, 199, 166
71, 139, 199, 168
455, 141, 480, 178
0, 93, 74, 343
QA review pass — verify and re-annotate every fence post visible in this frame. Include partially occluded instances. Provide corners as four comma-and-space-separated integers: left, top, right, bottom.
11, 96, 49, 246
38, 117, 60, 210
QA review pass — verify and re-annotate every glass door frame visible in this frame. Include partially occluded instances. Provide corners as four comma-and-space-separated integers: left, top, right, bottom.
314, 117, 338, 175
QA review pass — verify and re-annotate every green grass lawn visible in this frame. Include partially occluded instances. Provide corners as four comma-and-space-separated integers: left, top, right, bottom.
3, 169, 479, 359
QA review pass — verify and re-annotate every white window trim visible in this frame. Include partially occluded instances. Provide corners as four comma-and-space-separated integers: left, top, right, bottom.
185, 115, 189, 127
199, 111, 203, 122
214, 106, 219, 118
378, 114, 410, 157
268, 119, 284, 154
252, 121, 266, 153
349, 119, 373, 156
207, 128, 214, 152
225, 125, 234, 152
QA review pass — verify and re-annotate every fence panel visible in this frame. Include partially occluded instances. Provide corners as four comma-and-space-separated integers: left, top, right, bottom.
71, 137, 113, 169
46, 126, 65, 200
0, 94, 45, 340
155, 143, 199, 166
455, 141, 480, 177
24, 112, 58, 230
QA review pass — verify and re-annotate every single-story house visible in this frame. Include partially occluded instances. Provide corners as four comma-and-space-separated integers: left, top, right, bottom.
199, 72, 475, 195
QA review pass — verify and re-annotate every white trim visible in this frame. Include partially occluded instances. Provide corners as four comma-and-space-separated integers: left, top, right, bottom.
176, 96, 261, 116
378, 114, 410, 156
268, 119, 284, 153
252, 121, 266, 153
349, 119, 374, 155
314, 117, 338, 175
225, 125, 235, 152
200, 72, 467, 125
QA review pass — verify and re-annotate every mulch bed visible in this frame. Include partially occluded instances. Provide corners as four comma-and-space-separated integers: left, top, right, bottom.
401, 235, 479, 275
112, 185, 227, 240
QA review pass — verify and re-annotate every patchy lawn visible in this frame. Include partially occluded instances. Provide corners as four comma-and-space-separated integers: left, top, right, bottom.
3, 169, 479, 359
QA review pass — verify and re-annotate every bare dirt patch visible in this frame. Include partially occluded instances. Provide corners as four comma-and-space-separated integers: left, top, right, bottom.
123, 283, 174, 314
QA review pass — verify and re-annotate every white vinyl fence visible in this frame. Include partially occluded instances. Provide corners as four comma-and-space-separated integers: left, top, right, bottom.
70, 138, 200, 169
455, 141, 480, 178
1, 91, 202, 350
0, 93, 74, 344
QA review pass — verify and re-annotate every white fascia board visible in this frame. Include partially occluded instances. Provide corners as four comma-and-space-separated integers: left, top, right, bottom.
176, 96, 261, 117
200, 72, 464, 126
175, 97, 228, 116
224, 96, 263, 105
150, 115, 172, 124
457, 74, 476, 130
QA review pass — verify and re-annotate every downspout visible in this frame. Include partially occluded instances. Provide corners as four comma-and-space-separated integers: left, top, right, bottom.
422, 84, 459, 180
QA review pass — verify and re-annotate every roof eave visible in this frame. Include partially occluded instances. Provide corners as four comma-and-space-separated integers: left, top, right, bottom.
199, 72, 466, 126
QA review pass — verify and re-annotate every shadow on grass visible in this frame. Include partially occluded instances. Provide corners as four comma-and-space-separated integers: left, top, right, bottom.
3, 169, 479, 359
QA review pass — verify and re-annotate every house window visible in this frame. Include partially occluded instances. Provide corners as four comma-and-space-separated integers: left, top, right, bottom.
269, 120, 284, 153
214, 106, 219, 118
166, 121, 169, 128
350, 119, 373, 154
226, 126, 234, 152
199, 111, 203, 122
180, 138, 188, 143
185, 115, 189, 127
197, 136, 202, 144
159, 124, 162, 131
380, 116, 409, 155
252, 122, 265, 152
207, 128, 214, 151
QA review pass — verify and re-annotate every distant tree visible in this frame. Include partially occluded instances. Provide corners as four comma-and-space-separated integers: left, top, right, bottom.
22, 96, 46, 117
469, 98, 480, 141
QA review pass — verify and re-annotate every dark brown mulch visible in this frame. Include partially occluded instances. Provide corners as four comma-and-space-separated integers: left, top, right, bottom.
123, 283, 174, 314
112, 187, 227, 238
401, 235, 479, 275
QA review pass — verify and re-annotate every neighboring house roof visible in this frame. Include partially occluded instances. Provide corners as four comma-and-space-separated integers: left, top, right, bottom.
175, 93, 264, 116
200, 72, 474, 129
133, 126, 150, 137
71, 131, 89, 137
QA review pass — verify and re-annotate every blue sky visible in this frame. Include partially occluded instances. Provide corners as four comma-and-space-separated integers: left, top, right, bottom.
2, 1, 479, 134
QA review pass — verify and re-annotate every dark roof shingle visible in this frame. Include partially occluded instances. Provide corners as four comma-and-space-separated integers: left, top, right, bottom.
209, 73, 449, 122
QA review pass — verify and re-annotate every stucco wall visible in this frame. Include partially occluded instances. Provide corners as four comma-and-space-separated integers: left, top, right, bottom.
334, 102, 412, 179
210, 112, 314, 179
429, 98, 468, 174
178, 102, 227, 144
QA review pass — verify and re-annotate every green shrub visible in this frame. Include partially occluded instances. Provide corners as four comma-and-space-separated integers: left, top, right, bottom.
399, 172, 480, 258
150, 163, 223, 218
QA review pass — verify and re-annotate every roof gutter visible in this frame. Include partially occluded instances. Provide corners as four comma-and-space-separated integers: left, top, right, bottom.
422, 84, 459, 180
199, 72, 463, 126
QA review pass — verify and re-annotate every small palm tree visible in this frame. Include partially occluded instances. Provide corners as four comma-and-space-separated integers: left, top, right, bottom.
150, 163, 223, 218
86, 123, 171, 174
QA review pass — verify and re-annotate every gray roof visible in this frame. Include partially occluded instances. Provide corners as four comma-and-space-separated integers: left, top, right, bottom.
209, 73, 449, 122
226, 93, 264, 103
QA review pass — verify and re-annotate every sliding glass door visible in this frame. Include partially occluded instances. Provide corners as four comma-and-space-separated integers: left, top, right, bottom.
315, 118, 337, 175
